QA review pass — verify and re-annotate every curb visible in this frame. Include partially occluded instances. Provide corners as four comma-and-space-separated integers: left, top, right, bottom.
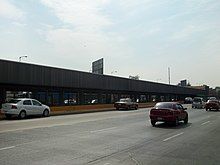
0, 103, 155, 120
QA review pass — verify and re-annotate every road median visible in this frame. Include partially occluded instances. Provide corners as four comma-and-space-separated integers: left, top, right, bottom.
0, 102, 155, 120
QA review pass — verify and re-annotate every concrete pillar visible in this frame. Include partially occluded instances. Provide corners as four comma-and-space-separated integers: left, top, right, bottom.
59, 90, 64, 106
0, 88, 6, 108
78, 91, 84, 105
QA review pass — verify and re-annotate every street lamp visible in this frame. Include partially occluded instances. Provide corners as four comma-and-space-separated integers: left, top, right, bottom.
19, 55, 27, 62
111, 70, 117, 74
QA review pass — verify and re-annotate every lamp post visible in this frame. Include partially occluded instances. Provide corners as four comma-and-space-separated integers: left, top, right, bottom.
168, 67, 171, 85
19, 55, 27, 62
111, 70, 117, 75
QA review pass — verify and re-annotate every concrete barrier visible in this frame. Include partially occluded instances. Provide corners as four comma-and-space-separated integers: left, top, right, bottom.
0, 102, 156, 120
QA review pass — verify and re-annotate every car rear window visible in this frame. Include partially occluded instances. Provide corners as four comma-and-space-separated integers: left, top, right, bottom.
207, 100, 218, 103
120, 98, 130, 102
155, 103, 173, 109
193, 98, 202, 102
8, 99, 22, 103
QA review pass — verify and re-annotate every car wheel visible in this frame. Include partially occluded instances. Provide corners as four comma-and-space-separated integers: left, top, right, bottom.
135, 106, 138, 110
43, 109, 49, 117
151, 120, 156, 127
116, 107, 119, 110
19, 110, 26, 119
184, 115, 188, 124
5, 114, 12, 119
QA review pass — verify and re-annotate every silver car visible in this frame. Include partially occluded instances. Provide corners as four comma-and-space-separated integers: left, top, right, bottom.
1, 98, 50, 119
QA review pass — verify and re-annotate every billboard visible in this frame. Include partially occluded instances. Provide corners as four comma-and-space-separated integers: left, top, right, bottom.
92, 58, 104, 74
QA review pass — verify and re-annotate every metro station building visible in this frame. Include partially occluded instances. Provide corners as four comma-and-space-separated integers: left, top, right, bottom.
0, 59, 208, 107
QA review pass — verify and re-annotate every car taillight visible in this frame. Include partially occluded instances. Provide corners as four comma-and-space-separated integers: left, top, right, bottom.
11, 105, 17, 109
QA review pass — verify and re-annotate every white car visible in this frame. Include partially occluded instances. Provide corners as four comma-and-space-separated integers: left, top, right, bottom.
192, 97, 205, 109
1, 98, 50, 119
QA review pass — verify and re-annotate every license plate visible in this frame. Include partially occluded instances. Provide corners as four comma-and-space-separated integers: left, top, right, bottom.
157, 117, 163, 120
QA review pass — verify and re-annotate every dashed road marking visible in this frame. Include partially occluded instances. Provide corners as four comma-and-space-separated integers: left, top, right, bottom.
0, 146, 15, 151
163, 132, 184, 142
201, 121, 210, 125
90, 127, 117, 133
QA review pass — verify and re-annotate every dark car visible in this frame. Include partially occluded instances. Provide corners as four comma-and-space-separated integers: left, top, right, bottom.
149, 102, 188, 126
184, 97, 193, 104
114, 98, 138, 110
205, 100, 220, 111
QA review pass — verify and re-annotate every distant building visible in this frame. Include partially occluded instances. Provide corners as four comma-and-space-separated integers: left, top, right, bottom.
181, 80, 187, 86
189, 85, 209, 98
178, 79, 190, 87
209, 87, 220, 99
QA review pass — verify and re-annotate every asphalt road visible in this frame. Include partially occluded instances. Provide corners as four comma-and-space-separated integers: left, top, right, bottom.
0, 105, 219, 165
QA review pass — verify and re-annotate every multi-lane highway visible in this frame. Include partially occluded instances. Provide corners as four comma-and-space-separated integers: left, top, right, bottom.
0, 105, 219, 165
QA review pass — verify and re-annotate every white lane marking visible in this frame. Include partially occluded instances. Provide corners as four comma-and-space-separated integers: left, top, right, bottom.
0, 146, 15, 151
129, 152, 140, 165
90, 127, 117, 133
201, 121, 210, 125
163, 132, 184, 142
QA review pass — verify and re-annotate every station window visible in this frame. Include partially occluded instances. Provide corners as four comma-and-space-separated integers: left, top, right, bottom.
82, 93, 99, 104
64, 92, 77, 105
90, 93, 98, 104
160, 96, 165, 102
36, 92, 46, 104
140, 95, 147, 103
5, 91, 32, 102
120, 94, 130, 99
100, 94, 106, 104
48, 92, 60, 106
83, 93, 91, 104
112, 94, 119, 103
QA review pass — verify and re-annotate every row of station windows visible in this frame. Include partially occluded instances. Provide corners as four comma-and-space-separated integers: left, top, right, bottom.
4, 90, 182, 106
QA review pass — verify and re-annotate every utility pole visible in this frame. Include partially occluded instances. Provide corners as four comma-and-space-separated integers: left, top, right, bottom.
168, 67, 171, 85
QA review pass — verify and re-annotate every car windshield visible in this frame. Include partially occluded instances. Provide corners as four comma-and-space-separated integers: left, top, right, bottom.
8, 99, 21, 104
155, 103, 173, 109
193, 98, 202, 102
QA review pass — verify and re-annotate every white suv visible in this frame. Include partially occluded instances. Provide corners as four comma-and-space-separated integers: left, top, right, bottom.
1, 98, 50, 119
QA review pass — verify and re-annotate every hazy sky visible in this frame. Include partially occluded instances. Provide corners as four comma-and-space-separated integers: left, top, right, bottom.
0, 0, 219, 88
